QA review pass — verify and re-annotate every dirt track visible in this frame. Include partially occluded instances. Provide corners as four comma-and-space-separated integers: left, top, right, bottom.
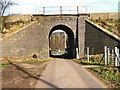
2, 61, 48, 88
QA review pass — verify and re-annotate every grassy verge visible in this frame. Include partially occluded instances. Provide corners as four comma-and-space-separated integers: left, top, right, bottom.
0, 60, 49, 68
0, 62, 12, 68
89, 67, 120, 88
74, 55, 114, 66
22, 60, 49, 64
74, 56, 104, 66
74, 56, 120, 88
75, 60, 101, 65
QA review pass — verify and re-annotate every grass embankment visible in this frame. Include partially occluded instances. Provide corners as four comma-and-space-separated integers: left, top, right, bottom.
74, 55, 120, 88
90, 19, 120, 37
0, 59, 49, 68
1, 20, 31, 38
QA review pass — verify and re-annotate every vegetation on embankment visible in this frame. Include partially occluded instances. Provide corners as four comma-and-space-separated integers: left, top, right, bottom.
74, 55, 120, 88
1, 19, 31, 38
90, 67, 120, 88
90, 19, 120, 37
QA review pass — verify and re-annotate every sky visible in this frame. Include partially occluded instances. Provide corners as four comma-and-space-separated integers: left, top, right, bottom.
52, 30, 65, 33
5, 0, 120, 15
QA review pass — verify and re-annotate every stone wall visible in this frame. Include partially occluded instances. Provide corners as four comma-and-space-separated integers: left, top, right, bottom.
78, 15, 89, 58
2, 21, 48, 59
85, 19, 120, 55
2, 15, 79, 59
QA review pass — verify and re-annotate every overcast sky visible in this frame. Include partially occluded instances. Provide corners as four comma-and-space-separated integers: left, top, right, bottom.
5, 0, 120, 15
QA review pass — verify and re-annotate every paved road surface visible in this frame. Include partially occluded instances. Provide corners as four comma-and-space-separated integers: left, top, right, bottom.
35, 58, 107, 88
0, 69, 2, 89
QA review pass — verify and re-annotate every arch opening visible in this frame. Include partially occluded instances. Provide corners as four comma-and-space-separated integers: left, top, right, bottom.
49, 25, 75, 59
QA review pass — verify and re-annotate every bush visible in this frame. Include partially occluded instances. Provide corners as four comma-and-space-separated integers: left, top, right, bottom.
106, 19, 113, 23
90, 56, 95, 63
99, 19, 104, 23
107, 26, 112, 32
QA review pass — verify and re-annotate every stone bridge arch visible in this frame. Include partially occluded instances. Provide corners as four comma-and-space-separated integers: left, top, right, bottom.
2, 14, 89, 59
49, 24, 75, 58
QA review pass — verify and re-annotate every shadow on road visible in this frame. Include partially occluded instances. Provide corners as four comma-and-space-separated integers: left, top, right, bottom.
7, 60, 59, 88
50, 53, 74, 60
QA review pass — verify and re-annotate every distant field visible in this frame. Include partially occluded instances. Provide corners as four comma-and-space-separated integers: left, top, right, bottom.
51, 51, 67, 55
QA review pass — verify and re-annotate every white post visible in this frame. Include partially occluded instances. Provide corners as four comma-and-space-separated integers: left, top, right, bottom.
76, 48, 79, 59
112, 49, 114, 65
117, 48, 119, 66
115, 47, 118, 66
87, 47, 89, 62
107, 48, 110, 65
104, 46, 107, 65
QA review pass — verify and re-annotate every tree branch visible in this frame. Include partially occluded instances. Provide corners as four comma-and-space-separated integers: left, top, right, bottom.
0, 0, 17, 16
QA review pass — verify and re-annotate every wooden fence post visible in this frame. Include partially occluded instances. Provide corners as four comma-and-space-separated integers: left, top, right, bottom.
104, 46, 107, 65
87, 47, 89, 62
76, 48, 79, 59
115, 47, 118, 66
117, 48, 119, 66
112, 49, 114, 65
107, 48, 110, 65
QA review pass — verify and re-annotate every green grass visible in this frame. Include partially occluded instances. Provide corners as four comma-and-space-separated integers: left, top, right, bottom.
106, 19, 113, 23
90, 67, 101, 72
0, 60, 49, 68
115, 19, 119, 23
75, 60, 100, 65
90, 19, 120, 36
75, 56, 103, 65
58, 52, 66, 54
22, 60, 49, 64
90, 67, 120, 87
0, 62, 11, 68
99, 19, 104, 23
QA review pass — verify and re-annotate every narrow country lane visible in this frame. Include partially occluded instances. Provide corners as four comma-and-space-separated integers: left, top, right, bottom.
35, 58, 107, 88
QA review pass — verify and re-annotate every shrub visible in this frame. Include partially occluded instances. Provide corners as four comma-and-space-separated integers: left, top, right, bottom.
90, 56, 95, 63
107, 26, 112, 32
99, 19, 104, 23
106, 19, 113, 23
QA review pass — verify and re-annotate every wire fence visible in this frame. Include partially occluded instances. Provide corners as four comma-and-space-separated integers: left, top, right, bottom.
34, 6, 87, 15
86, 46, 120, 67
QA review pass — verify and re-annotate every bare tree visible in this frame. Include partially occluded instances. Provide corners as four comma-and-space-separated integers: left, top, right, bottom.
0, 0, 16, 32
0, 0, 16, 16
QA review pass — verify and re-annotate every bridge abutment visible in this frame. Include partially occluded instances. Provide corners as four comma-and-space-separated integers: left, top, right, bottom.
1, 14, 89, 59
